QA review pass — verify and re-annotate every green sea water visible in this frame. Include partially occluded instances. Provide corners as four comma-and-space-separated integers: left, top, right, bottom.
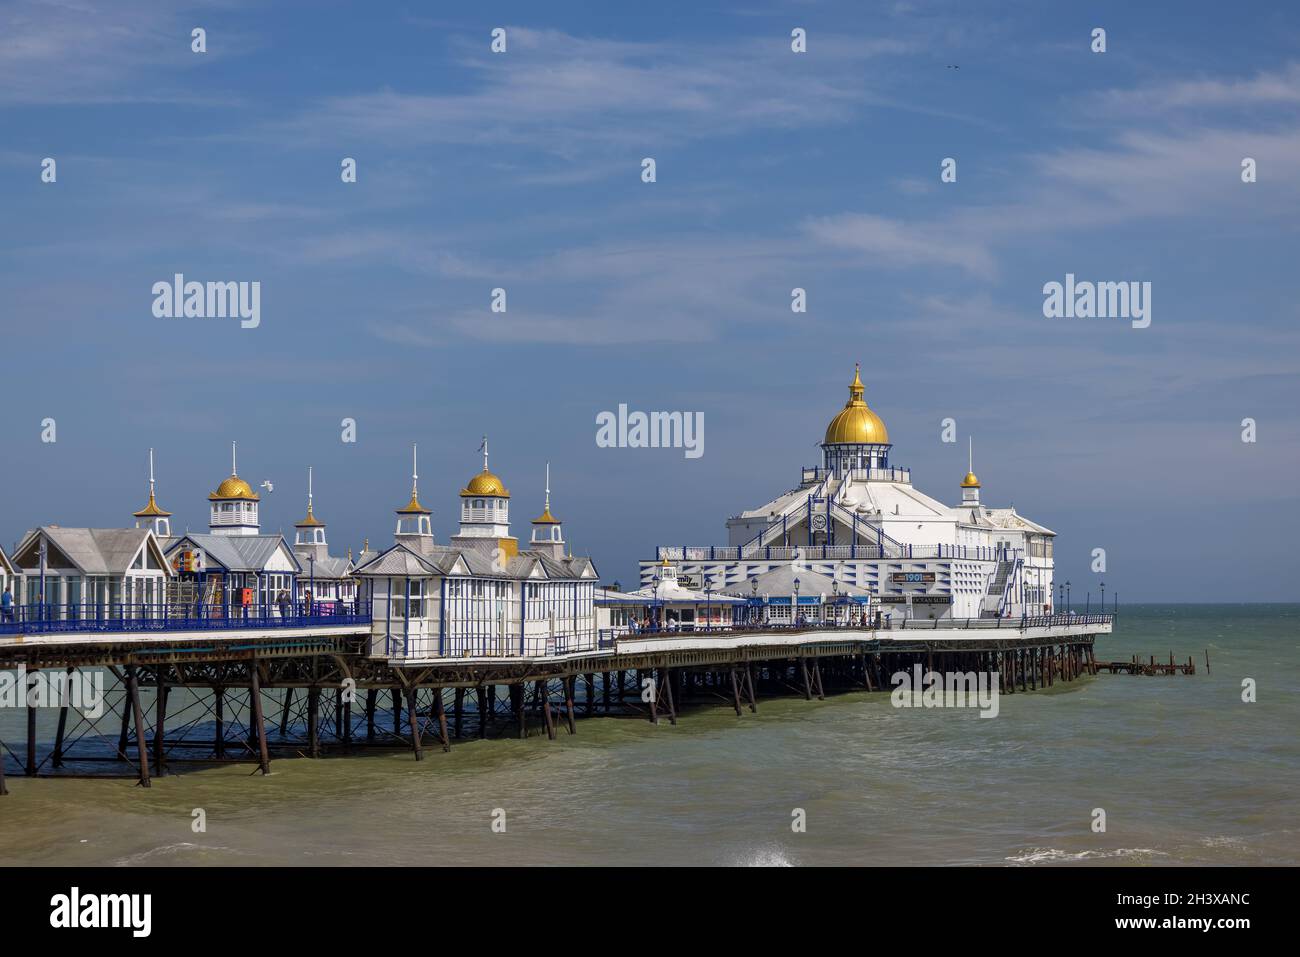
1, 604, 1296, 866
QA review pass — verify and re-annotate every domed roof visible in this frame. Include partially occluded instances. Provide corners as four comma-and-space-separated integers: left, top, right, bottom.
209, 475, 259, 501
461, 469, 509, 498
532, 505, 561, 525
960, 471, 981, 488
133, 490, 171, 518
823, 365, 889, 445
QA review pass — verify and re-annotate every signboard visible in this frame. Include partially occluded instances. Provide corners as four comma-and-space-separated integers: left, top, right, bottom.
878, 595, 952, 604
890, 572, 936, 583
678, 573, 702, 589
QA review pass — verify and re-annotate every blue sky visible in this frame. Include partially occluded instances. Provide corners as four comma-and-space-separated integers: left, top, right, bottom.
1, 0, 1297, 600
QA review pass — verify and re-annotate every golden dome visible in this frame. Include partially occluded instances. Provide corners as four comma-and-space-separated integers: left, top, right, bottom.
396, 492, 430, 514
532, 505, 561, 525
823, 365, 889, 445
209, 475, 259, 501
461, 469, 509, 498
295, 505, 324, 527
133, 490, 171, 518
961, 472, 981, 488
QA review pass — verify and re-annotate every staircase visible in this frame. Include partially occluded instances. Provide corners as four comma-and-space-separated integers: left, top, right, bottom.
980, 556, 1018, 617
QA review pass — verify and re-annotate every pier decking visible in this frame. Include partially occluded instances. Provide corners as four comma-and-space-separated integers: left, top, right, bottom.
0, 613, 1114, 793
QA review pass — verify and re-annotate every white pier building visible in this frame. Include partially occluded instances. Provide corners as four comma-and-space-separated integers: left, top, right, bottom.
645, 367, 1056, 621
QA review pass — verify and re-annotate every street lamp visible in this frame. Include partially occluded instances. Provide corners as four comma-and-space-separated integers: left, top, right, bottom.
1065, 581, 1071, 613
705, 577, 714, 632
750, 576, 759, 626
793, 577, 801, 628
1099, 581, 1105, 617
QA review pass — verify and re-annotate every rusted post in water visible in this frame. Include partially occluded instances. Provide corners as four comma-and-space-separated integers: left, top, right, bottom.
800, 658, 813, 701
812, 660, 826, 700
453, 687, 465, 739
405, 686, 423, 760
365, 688, 377, 743
601, 672, 611, 712
538, 680, 556, 740
745, 664, 758, 713
477, 685, 489, 738
584, 673, 594, 715
307, 686, 321, 758
26, 670, 37, 776
51, 666, 73, 769
126, 665, 150, 788
249, 662, 271, 775
564, 676, 577, 734
649, 671, 659, 725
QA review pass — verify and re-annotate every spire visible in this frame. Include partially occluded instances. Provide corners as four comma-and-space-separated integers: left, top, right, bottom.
480, 435, 490, 472
296, 465, 323, 526
134, 447, 171, 519
232, 440, 238, 476
848, 363, 865, 404
397, 443, 430, 514
961, 437, 981, 491
544, 462, 550, 512
533, 462, 561, 524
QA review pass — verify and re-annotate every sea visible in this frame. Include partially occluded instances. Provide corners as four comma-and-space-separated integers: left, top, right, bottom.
1, 604, 1295, 866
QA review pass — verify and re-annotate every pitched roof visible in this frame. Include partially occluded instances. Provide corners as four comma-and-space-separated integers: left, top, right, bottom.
169, 533, 300, 573
14, 527, 168, 576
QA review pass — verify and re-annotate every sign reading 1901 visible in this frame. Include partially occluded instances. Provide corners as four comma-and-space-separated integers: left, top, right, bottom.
890, 572, 936, 583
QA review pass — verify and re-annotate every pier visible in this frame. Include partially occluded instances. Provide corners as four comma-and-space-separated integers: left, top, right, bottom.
0, 610, 1113, 792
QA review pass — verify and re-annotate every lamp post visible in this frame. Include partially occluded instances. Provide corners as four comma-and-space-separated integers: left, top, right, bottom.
1099, 581, 1105, 618
705, 577, 713, 633
793, 577, 801, 629
750, 576, 759, 626
1065, 580, 1071, 613
1057, 582, 1063, 616
832, 579, 840, 626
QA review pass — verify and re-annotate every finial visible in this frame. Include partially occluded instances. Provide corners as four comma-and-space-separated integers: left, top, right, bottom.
848, 363, 864, 402
544, 462, 550, 512
347, 546, 352, 562
307, 465, 314, 516
480, 435, 489, 472
968, 436, 973, 473
412, 443, 419, 497
232, 440, 237, 476
363, 537, 369, 552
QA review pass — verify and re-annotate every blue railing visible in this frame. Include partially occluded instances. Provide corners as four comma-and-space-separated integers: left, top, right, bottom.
0, 601, 372, 636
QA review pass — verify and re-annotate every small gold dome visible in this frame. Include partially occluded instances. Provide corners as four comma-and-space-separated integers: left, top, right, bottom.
209, 475, 259, 501
461, 469, 510, 498
133, 490, 171, 518
823, 365, 889, 445
961, 472, 981, 488
396, 492, 430, 514
295, 505, 324, 527
532, 505, 561, 525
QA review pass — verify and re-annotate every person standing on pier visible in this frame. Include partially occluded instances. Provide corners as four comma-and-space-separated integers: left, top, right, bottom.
0, 586, 11, 623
